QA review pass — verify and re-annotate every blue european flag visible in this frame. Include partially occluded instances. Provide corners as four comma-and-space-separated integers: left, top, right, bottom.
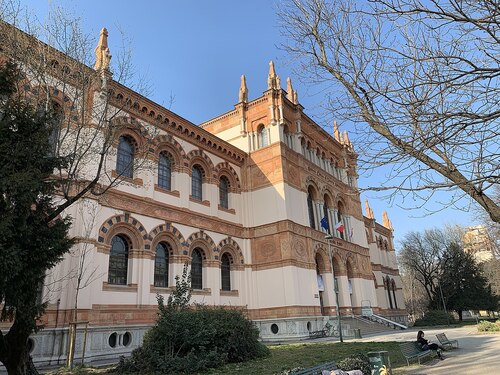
320, 217, 329, 231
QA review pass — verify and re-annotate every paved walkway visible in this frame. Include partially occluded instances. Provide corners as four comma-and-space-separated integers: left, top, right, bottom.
353, 326, 500, 374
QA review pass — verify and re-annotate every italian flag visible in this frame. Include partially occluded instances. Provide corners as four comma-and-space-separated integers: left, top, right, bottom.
335, 221, 345, 233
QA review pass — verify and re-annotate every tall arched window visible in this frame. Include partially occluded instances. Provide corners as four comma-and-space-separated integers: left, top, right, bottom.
336, 202, 345, 240
154, 242, 170, 287
219, 176, 230, 209
48, 102, 63, 155
347, 261, 354, 306
221, 253, 231, 291
307, 187, 316, 229
117, 136, 134, 178
158, 152, 172, 190
257, 124, 268, 148
386, 276, 393, 309
323, 195, 331, 233
108, 235, 129, 285
191, 165, 203, 200
392, 279, 398, 309
191, 248, 203, 289
283, 125, 293, 148
315, 254, 326, 316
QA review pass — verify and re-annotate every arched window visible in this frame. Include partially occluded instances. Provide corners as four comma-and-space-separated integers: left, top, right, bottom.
336, 202, 345, 240
221, 253, 231, 291
386, 276, 393, 309
392, 279, 398, 309
307, 187, 316, 229
219, 176, 230, 209
347, 261, 354, 306
283, 125, 293, 148
191, 248, 203, 289
323, 194, 331, 233
48, 102, 63, 155
154, 242, 170, 287
158, 152, 172, 190
108, 235, 129, 285
117, 136, 134, 178
257, 124, 268, 148
191, 165, 203, 200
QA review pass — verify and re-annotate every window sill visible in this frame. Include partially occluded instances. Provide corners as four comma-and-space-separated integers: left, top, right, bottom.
102, 282, 138, 292
191, 288, 211, 295
189, 196, 210, 206
111, 170, 143, 186
150, 285, 174, 294
218, 205, 235, 214
220, 290, 239, 297
154, 185, 180, 197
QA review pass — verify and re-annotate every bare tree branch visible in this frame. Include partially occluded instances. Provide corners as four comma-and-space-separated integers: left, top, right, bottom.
279, 0, 500, 222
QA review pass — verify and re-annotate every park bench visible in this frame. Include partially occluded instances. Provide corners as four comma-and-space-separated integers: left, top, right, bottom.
399, 341, 432, 366
291, 360, 338, 375
436, 333, 459, 349
308, 329, 328, 339
291, 360, 363, 375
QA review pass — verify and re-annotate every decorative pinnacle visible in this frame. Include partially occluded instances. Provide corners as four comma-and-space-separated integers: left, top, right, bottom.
382, 211, 393, 230
365, 199, 374, 219
343, 130, 350, 145
334, 121, 341, 142
94, 27, 111, 71
239, 74, 248, 103
267, 61, 280, 90
287, 77, 293, 97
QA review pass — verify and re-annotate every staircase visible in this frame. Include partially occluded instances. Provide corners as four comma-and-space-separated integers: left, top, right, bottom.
322, 315, 407, 339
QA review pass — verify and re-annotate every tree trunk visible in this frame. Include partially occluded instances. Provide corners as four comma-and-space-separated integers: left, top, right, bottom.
1, 335, 29, 375
458, 310, 463, 322
1, 316, 32, 375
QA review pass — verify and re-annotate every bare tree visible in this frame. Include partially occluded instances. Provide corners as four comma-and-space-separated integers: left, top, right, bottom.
279, 0, 500, 222
0, 5, 156, 222
0, 2, 156, 373
399, 229, 447, 302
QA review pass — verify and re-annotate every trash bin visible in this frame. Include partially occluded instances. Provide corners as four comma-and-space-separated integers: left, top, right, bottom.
367, 351, 392, 375
354, 328, 362, 338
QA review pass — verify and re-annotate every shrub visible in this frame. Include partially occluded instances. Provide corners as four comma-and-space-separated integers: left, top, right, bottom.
477, 320, 500, 332
337, 353, 371, 375
413, 310, 456, 326
115, 265, 269, 374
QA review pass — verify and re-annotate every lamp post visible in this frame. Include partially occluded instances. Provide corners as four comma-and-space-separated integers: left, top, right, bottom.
438, 280, 450, 326
325, 234, 343, 342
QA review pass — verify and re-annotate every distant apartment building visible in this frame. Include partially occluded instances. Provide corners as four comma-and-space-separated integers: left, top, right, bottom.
463, 225, 496, 262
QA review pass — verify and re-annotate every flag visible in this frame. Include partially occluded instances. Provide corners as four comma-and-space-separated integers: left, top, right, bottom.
335, 221, 345, 233
320, 216, 329, 231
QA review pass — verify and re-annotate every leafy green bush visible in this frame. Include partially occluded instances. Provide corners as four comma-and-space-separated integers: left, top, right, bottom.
477, 320, 500, 332
337, 353, 371, 375
115, 265, 269, 374
413, 310, 456, 326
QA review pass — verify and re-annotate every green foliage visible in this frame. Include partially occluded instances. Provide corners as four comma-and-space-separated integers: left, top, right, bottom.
437, 243, 499, 318
477, 320, 500, 332
115, 267, 269, 374
337, 353, 371, 375
165, 262, 192, 310
413, 310, 456, 326
0, 61, 74, 372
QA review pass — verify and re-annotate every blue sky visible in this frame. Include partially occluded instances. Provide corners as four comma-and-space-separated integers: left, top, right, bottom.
13, 0, 480, 246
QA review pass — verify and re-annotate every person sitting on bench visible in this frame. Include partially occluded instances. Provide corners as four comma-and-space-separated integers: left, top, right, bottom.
417, 330, 444, 360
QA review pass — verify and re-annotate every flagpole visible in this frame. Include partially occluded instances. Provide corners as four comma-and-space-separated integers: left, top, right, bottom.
325, 233, 343, 343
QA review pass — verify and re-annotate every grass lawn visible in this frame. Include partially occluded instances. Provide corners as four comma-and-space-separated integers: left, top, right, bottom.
205, 341, 411, 374
50, 341, 428, 375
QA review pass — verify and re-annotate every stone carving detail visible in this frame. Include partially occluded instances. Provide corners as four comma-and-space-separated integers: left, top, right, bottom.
262, 242, 275, 259
293, 240, 307, 259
